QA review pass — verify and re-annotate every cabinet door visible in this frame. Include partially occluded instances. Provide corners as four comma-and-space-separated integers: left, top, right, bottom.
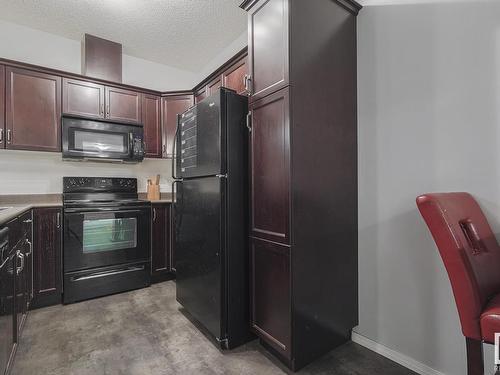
32, 208, 62, 308
6, 67, 62, 152
249, 87, 290, 244
223, 56, 248, 95
250, 237, 291, 359
161, 95, 193, 158
142, 94, 162, 158
105, 86, 142, 123
248, 0, 289, 101
207, 76, 222, 96
151, 204, 172, 280
62, 78, 105, 119
194, 87, 208, 104
0, 65, 4, 149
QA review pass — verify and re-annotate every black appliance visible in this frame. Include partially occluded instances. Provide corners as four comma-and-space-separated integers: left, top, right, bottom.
63, 177, 151, 304
62, 116, 145, 163
172, 88, 250, 349
0, 227, 15, 373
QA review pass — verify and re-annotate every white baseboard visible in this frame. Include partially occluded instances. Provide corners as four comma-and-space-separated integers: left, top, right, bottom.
351, 331, 446, 375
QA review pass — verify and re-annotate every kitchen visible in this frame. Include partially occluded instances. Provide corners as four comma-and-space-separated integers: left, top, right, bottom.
0, 0, 495, 375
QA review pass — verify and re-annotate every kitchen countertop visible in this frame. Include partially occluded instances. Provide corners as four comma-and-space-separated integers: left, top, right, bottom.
0, 193, 173, 226
0, 194, 63, 226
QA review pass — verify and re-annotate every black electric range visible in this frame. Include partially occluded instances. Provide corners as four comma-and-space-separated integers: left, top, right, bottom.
62, 177, 151, 304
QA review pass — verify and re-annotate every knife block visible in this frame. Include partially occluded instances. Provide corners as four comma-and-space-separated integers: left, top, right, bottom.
147, 184, 160, 201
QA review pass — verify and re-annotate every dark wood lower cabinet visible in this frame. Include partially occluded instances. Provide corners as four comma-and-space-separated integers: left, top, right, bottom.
151, 203, 174, 282
32, 207, 62, 308
250, 237, 291, 359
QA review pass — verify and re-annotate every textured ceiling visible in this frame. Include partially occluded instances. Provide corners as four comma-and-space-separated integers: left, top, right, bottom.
0, 0, 247, 73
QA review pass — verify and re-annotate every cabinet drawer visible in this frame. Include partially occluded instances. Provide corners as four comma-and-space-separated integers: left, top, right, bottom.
250, 237, 291, 359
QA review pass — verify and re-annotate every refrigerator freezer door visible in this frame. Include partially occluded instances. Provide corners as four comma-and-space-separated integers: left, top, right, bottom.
178, 91, 225, 179
175, 176, 225, 340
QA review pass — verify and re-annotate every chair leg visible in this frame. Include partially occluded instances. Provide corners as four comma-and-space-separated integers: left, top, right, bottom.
466, 338, 484, 375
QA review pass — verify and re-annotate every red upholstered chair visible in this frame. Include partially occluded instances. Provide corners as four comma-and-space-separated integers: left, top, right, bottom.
417, 192, 500, 375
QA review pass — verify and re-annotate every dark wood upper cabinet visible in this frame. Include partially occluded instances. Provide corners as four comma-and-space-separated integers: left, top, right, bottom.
142, 94, 162, 158
62, 78, 105, 119
248, 0, 289, 101
151, 204, 172, 281
0, 65, 4, 149
207, 76, 222, 96
222, 56, 248, 95
251, 237, 291, 359
194, 87, 208, 104
161, 94, 193, 158
249, 87, 290, 245
32, 207, 62, 308
105, 86, 142, 124
5, 67, 61, 152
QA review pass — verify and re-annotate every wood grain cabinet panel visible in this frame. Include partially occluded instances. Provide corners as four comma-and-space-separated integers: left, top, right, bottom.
32, 208, 62, 308
223, 57, 248, 95
105, 86, 142, 124
248, 0, 289, 101
6, 67, 61, 152
207, 77, 222, 96
0, 65, 4, 149
142, 94, 162, 158
151, 204, 172, 281
251, 237, 291, 359
161, 95, 193, 158
62, 78, 105, 119
194, 87, 208, 104
249, 87, 290, 244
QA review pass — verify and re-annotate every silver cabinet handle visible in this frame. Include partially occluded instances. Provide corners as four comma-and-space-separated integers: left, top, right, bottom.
152, 207, 157, 222
0, 129, 3, 143
56, 212, 61, 229
162, 144, 166, 154
7, 129, 12, 144
106, 105, 110, 117
100, 103, 104, 117
246, 112, 252, 133
23, 219, 32, 224
25, 238, 32, 256
244, 74, 252, 95
16, 251, 25, 275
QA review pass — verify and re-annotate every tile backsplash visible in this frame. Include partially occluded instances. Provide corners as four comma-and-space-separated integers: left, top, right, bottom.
0, 150, 173, 194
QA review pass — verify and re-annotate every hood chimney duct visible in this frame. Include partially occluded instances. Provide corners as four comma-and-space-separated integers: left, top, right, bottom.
82, 34, 122, 82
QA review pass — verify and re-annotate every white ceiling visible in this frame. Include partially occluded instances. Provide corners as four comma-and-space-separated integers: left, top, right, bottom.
0, 0, 247, 73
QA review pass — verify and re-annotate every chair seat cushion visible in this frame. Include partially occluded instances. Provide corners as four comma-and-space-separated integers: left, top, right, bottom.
480, 294, 500, 343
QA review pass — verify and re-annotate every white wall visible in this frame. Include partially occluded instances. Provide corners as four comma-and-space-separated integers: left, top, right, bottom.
0, 19, 197, 91
0, 150, 173, 194
195, 31, 248, 84
357, 1, 500, 374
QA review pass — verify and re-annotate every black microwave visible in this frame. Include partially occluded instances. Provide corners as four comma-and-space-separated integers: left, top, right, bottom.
62, 116, 145, 163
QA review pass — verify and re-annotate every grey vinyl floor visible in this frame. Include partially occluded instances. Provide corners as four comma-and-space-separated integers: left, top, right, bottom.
12, 281, 417, 375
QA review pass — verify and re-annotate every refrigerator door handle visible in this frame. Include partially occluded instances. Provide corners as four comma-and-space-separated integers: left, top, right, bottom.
172, 115, 181, 180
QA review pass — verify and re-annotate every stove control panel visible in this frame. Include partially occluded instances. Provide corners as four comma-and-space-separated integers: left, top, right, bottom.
63, 177, 137, 193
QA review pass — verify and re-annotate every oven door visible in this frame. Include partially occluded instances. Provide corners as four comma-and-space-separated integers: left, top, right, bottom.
64, 206, 151, 272
62, 117, 142, 161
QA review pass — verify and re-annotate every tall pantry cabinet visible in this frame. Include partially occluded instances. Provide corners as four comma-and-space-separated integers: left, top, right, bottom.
241, 0, 361, 371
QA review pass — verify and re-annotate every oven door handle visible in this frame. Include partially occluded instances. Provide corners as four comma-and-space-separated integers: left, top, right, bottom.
70, 265, 145, 282
64, 207, 150, 214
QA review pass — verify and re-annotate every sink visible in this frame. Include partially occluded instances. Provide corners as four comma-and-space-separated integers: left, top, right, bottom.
0, 207, 12, 212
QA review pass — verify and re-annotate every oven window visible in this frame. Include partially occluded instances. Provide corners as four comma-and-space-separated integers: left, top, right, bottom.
74, 130, 127, 153
82, 218, 137, 253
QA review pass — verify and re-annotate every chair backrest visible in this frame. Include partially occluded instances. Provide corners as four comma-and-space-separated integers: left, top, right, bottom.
417, 192, 500, 340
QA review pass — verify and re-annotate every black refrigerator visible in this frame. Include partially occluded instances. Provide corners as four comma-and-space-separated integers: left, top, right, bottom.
172, 88, 251, 349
